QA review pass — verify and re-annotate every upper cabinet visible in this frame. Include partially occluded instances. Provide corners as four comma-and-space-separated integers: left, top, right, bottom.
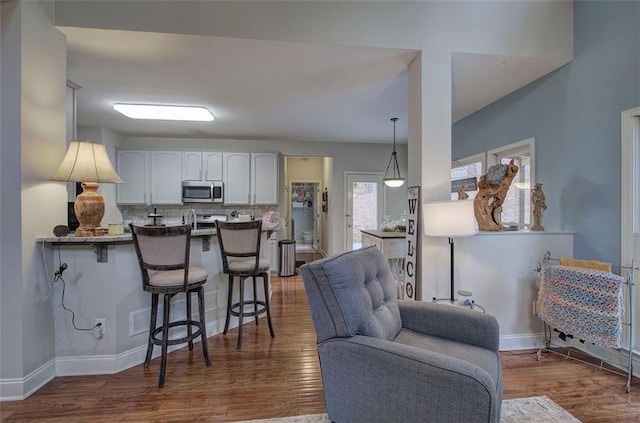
182, 151, 223, 181
223, 152, 252, 204
117, 150, 182, 205
182, 151, 203, 181
150, 151, 182, 205
204, 152, 223, 181
252, 153, 278, 205
223, 152, 278, 205
117, 149, 278, 206
116, 150, 148, 204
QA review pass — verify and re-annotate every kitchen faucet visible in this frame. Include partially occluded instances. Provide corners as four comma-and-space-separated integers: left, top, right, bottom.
187, 209, 197, 230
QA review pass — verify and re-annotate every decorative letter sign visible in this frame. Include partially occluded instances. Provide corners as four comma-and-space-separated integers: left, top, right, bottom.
404, 186, 420, 300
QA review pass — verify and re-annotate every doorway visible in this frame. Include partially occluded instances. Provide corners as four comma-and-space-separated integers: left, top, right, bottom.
284, 156, 332, 258
290, 181, 320, 253
345, 172, 384, 251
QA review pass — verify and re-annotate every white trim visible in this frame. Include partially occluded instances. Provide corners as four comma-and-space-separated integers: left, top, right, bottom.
487, 137, 536, 225
487, 137, 536, 183
0, 317, 232, 399
54, 315, 241, 376
621, 106, 640, 359
452, 151, 487, 174
499, 333, 545, 351
0, 359, 56, 401
621, 107, 640, 267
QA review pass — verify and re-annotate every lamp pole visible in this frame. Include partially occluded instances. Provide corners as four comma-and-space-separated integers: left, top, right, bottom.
449, 237, 455, 303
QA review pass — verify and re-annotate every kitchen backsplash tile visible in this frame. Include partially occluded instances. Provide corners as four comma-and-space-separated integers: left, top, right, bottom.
117, 205, 277, 226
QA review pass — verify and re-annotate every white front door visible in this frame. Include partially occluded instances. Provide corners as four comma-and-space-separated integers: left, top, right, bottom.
345, 172, 384, 251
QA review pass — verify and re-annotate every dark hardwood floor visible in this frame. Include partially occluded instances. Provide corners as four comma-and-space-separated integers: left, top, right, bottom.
2, 251, 639, 422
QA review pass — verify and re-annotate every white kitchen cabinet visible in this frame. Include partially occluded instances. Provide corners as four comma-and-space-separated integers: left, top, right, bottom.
223, 152, 278, 205
116, 150, 148, 204
251, 152, 278, 205
182, 151, 203, 181
223, 152, 251, 204
203, 152, 223, 181
150, 151, 182, 204
182, 151, 223, 181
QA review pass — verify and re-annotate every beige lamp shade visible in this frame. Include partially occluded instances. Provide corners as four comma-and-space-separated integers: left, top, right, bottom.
51, 141, 122, 183
51, 141, 122, 237
423, 200, 476, 237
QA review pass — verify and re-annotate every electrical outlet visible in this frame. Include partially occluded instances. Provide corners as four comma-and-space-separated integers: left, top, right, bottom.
93, 318, 106, 339
532, 301, 538, 316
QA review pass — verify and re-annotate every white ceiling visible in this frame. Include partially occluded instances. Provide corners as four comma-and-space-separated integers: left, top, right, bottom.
60, 27, 564, 145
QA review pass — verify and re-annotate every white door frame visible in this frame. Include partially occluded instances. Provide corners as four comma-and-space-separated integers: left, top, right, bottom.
621, 106, 640, 356
344, 171, 386, 251
621, 106, 640, 266
290, 180, 322, 251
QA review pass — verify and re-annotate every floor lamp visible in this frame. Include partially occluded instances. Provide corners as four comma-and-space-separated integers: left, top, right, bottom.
423, 200, 476, 303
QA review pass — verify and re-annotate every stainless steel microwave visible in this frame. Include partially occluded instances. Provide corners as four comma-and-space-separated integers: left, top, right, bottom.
182, 181, 223, 203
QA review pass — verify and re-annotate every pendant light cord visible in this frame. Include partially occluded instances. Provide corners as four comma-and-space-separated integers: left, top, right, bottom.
384, 118, 402, 180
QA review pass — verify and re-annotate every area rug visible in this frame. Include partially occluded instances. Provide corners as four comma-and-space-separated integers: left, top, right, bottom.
230, 395, 580, 422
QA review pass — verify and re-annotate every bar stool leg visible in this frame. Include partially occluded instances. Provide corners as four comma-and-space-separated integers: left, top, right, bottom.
197, 286, 211, 366
223, 275, 234, 335
253, 276, 259, 325
158, 293, 171, 388
237, 277, 245, 349
262, 273, 275, 338
145, 293, 159, 368
186, 290, 194, 351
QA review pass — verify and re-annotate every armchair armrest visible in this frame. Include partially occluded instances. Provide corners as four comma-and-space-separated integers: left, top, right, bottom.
317, 336, 500, 423
398, 300, 500, 352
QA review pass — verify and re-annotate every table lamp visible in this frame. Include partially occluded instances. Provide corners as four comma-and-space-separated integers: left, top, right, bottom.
423, 200, 476, 303
51, 140, 123, 237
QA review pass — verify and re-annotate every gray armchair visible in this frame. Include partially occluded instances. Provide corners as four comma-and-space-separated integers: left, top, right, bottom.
300, 246, 502, 423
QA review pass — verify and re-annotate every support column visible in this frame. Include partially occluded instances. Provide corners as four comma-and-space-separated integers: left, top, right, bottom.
407, 50, 453, 301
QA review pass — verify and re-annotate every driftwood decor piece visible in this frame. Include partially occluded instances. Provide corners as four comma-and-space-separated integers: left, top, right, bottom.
473, 159, 519, 231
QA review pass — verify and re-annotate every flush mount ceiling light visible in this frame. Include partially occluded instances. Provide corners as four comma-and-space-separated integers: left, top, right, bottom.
383, 117, 405, 188
113, 104, 214, 121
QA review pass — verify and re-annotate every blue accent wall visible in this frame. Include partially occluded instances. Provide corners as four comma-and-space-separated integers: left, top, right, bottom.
452, 0, 640, 264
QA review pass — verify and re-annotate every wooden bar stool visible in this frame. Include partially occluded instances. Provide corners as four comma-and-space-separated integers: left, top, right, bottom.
215, 220, 275, 349
130, 224, 211, 388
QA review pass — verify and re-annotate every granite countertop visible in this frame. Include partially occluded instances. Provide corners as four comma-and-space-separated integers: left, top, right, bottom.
37, 228, 218, 244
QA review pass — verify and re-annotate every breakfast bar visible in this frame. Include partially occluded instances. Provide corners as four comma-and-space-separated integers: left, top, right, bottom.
37, 226, 275, 375
39, 228, 218, 262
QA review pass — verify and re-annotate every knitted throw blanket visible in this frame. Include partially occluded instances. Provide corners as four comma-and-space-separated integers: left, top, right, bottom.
537, 265, 624, 348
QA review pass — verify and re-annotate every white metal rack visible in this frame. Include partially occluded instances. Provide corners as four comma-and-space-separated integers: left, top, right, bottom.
535, 251, 637, 393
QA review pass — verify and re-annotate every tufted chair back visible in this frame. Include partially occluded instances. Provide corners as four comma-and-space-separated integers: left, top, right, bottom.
301, 246, 401, 344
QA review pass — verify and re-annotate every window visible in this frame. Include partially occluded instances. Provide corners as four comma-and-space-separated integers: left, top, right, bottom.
451, 152, 485, 201
488, 138, 535, 228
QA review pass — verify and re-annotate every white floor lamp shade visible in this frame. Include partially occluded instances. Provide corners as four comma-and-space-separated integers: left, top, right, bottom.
423, 200, 476, 302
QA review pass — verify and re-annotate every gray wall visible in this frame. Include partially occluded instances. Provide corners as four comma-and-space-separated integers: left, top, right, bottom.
452, 0, 640, 264
0, 0, 68, 395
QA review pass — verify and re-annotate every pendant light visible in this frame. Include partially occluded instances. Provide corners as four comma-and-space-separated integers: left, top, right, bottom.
383, 117, 405, 187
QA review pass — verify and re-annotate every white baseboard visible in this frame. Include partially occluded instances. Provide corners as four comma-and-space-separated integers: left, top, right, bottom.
0, 317, 231, 400
5, 327, 555, 400
55, 317, 229, 376
499, 333, 544, 351
0, 359, 56, 401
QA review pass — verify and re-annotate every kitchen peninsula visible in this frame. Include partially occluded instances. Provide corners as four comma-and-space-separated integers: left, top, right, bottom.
37, 224, 276, 376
